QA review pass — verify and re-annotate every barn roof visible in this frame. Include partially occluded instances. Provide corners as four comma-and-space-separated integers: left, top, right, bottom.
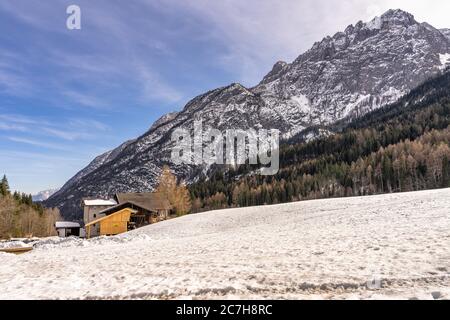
55, 221, 81, 229
114, 192, 171, 211
85, 207, 138, 227
97, 202, 146, 216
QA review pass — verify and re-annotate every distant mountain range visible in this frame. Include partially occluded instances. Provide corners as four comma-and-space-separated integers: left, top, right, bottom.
32, 188, 59, 202
45, 9, 450, 220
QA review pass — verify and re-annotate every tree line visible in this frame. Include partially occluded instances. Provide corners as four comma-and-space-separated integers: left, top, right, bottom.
0, 175, 61, 239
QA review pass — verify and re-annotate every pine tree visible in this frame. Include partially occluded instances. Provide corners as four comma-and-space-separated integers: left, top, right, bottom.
0, 175, 10, 196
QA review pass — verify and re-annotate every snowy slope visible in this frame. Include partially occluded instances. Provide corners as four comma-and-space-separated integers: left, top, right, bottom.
3, 189, 450, 300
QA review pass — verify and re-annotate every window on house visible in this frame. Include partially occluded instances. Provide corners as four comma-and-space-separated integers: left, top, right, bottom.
93, 214, 96, 218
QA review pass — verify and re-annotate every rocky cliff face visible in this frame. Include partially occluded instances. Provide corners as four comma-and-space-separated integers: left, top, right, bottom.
253, 10, 450, 137
440, 28, 450, 41
45, 9, 450, 220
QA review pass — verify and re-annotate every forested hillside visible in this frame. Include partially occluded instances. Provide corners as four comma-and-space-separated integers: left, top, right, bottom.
189, 70, 450, 212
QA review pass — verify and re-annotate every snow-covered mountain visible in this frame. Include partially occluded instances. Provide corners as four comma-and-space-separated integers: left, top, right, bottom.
46, 9, 450, 219
32, 188, 59, 202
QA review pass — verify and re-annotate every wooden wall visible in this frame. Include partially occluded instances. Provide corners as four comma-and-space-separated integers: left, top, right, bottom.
99, 209, 132, 236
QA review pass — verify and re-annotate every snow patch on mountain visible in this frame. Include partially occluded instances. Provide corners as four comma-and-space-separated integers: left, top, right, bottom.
32, 189, 59, 202
149, 112, 179, 131
290, 95, 311, 115
366, 16, 382, 30
439, 53, 450, 70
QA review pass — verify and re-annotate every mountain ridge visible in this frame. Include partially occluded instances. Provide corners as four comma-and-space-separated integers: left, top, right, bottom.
46, 9, 450, 220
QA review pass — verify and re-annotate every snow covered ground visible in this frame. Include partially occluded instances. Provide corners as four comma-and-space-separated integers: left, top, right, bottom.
1, 188, 450, 300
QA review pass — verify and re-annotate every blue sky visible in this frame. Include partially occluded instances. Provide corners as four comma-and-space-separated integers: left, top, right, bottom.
1, 0, 449, 194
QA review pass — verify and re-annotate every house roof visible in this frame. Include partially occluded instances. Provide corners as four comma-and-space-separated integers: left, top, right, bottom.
55, 221, 81, 229
97, 201, 148, 216
114, 192, 171, 212
85, 208, 138, 227
83, 199, 117, 206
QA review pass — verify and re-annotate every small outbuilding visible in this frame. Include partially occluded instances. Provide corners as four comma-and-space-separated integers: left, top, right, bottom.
55, 221, 82, 237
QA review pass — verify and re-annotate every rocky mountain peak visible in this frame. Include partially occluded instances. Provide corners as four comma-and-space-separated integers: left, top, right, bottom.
380, 9, 416, 26
261, 61, 289, 84
149, 112, 179, 131
307, 10, 421, 62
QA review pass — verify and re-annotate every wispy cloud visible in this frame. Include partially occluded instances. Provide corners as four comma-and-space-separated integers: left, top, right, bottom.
0, 122, 28, 132
62, 90, 107, 109
137, 65, 183, 103
0, 66, 33, 95
0, 113, 109, 141
41, 127, 89, 141
0, 1, 184, 110
8, 136, 70, 151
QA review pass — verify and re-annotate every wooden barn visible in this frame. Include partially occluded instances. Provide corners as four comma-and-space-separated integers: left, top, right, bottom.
84, 192, 171, 238
85, 208, 137, 238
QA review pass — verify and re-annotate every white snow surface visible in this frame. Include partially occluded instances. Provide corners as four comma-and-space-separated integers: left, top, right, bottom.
1, 189, 450, 300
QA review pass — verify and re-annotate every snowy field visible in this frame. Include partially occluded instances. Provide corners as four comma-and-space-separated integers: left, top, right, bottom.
1, 188, 450, 300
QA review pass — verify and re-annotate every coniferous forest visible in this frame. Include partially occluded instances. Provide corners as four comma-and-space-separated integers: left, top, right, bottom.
189, 70, 450, 212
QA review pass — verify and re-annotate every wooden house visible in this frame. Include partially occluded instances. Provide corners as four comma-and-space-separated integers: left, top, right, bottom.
84, 192, 171, 238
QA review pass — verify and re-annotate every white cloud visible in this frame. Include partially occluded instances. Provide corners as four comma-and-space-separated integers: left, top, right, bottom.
0, 122, 28, 132
8, 136, 70, 151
